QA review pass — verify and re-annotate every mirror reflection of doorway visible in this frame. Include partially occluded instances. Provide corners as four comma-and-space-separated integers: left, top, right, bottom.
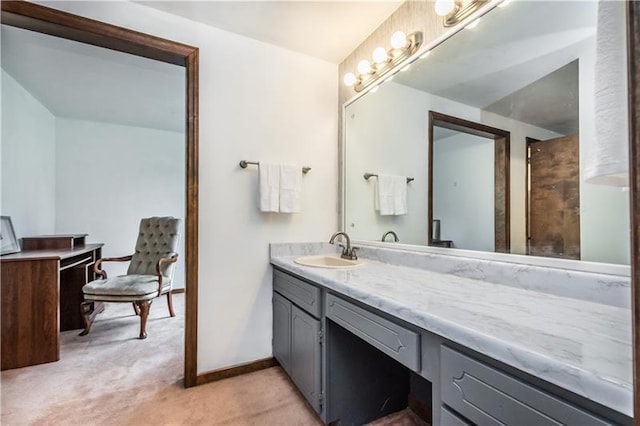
428, 111, 511, 253
526, 135, 581, 259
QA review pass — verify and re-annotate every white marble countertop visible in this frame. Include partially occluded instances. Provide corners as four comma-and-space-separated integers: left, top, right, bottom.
270, 253, 632, 417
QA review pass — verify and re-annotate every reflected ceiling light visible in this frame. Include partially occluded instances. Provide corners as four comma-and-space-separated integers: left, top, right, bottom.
370, 85, 380, 93
497, 0, 511, 7
465, 18, 480, 29
435, 0, 488, 27
401, 64, 411, 72
342, 30, 423, 93
420, 51, 431, 60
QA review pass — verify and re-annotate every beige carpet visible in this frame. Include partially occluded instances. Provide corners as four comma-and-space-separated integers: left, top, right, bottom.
1, 294, 425, 425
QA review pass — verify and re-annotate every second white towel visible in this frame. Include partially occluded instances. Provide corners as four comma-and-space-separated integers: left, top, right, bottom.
258, 163, 302, 213
280, 164, 302, 213
375, 174, 407, 216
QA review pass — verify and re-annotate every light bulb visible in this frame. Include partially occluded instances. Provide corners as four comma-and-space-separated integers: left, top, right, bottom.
372, 46, 388, 64
390, 31, 407, 49
434, 0, 456, 16
343, 72, 357, 87
357, 59, 372, 74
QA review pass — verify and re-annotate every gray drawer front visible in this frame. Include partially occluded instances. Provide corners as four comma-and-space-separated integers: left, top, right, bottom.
273, 269, 321, 318
326, 293, 420, 372
440, 346, 611, 426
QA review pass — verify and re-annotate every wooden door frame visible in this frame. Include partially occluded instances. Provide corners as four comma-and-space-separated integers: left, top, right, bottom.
0, 1, 199, 387
428, 111, 511, 253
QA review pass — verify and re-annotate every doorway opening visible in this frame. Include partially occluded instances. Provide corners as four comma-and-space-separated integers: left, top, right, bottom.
1, 1, 199, 387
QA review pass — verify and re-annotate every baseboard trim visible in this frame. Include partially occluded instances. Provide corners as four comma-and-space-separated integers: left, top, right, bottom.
195, 357, 279, 386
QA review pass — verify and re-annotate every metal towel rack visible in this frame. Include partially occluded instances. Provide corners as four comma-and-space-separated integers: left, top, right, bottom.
364, 173, 414, 183
239, 160, 311, 174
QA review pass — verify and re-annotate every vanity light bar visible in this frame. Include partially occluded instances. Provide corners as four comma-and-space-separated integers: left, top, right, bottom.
436, 0, 489, 27
344, 31, 423, 93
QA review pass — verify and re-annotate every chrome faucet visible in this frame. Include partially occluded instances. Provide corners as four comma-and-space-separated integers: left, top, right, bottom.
381, 230, 399, 242
329, 231, 358, 260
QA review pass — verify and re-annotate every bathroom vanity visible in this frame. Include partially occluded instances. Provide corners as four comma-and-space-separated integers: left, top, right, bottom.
270, 243, 632, 425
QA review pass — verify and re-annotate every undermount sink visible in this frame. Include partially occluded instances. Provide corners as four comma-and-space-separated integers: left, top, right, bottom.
294, 254, 365, 269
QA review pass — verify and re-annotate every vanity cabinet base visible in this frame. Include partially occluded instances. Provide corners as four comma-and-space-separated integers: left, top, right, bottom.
273, 275, 323, 418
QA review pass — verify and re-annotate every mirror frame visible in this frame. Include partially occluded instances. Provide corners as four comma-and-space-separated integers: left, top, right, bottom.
627, 1, 639, 419
0, 1, 200, 387
428, 111, 511, 252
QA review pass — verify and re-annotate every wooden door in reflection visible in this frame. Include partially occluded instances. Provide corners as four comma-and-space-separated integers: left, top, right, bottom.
527, 134, 580, 259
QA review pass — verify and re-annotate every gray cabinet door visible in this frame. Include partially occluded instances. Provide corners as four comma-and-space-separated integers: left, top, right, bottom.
273, 292, 292, 375
291, 304, 322, 414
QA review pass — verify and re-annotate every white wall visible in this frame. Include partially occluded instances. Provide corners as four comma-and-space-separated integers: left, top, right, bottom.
345, 81, 557, 249
433, 132, 494, 252
38, 1, 339, 374
1, 69, 56, 237
55, 118, 186, 287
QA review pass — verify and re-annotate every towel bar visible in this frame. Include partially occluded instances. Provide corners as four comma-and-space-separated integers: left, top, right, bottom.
364, 173, 414, 183
240, 160, 310, 174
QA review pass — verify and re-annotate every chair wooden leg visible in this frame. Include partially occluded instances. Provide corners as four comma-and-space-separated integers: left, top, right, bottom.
133, 302, 140, 316
167, 291, 176, 317
79, 301, 104, 336
136, 300, 152, 339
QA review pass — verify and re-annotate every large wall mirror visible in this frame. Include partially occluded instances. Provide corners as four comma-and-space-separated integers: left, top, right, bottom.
343, 1, 630, 266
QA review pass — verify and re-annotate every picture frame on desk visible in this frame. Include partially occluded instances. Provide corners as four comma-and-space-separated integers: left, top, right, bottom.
0, 216, 20, 255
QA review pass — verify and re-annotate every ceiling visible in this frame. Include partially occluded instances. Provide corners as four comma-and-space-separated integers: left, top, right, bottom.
1, 1, 401, 131
1, 25, 186, 132
136, 1, 403, 64
393, 1, 596, 134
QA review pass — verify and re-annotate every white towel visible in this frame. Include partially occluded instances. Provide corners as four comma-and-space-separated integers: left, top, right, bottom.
584, 0, 629, 187
279, 164, 302, 213
376, 174, 407, 216
392, 175, 408, 215
259, 162, 280, 212
376, 174, 396, 215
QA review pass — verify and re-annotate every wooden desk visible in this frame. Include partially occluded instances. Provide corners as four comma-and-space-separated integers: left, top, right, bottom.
1, 241, 103, 370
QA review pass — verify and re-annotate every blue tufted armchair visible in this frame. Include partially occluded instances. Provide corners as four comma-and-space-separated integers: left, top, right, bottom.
79, 217, 182, 339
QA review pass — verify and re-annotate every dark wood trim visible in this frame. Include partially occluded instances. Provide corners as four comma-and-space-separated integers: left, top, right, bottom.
524, 137, 541, 256
184, 49, 200, 388
195, 358, 279, 386
171, 288, 186, 294
628, 2, 640, 422
1, 0, 200, 389
428, 111, 511, 252
1, 1, 193, 66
